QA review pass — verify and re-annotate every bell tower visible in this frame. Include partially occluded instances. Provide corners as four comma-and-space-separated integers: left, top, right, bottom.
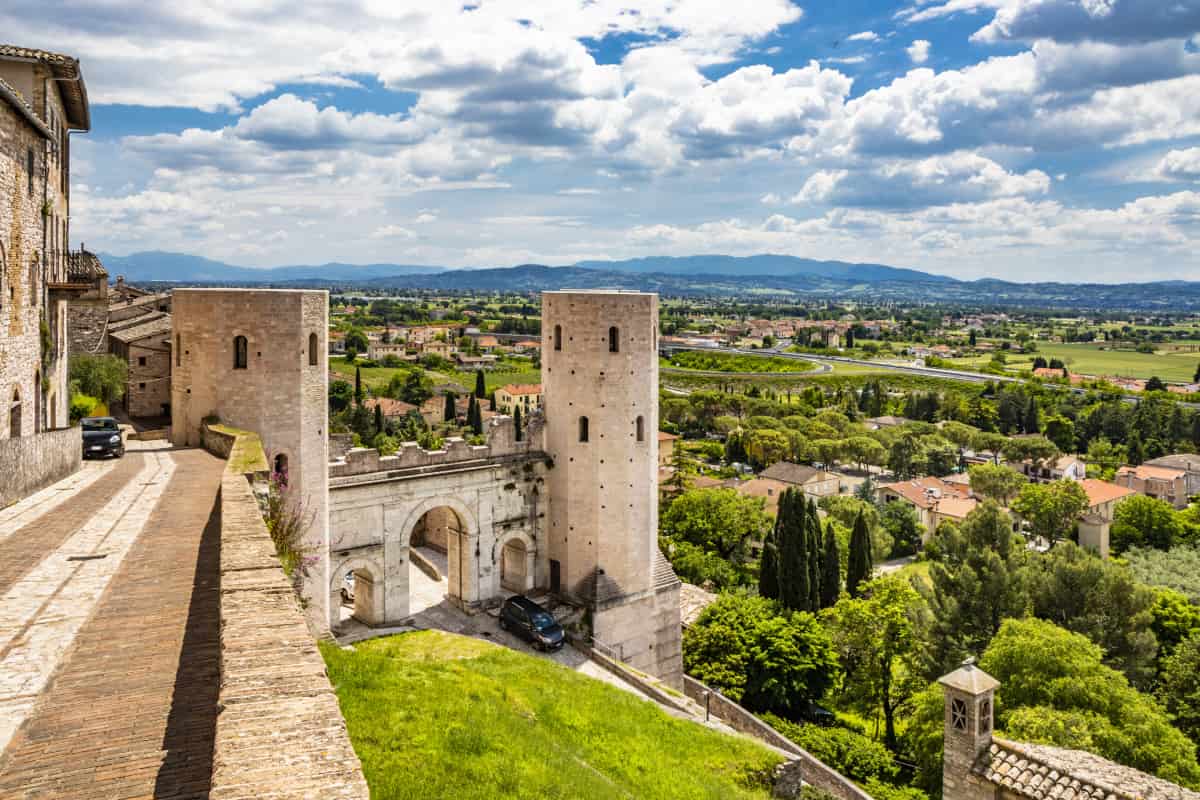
938, 658, 1000, 800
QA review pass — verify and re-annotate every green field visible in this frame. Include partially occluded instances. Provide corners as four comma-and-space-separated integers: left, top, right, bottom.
321, 631, 780, 800
330, 358, 540, 393
663, 350, 816, 373
1031, 343, 1199, 383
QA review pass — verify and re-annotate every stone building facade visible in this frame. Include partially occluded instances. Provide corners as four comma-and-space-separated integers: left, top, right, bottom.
542, 291, 682, 686
171, 289, 330, 631
0, 45, 88, 500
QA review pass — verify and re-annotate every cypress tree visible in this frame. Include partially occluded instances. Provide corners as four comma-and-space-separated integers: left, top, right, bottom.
806, 498, 822, 611
1127, 431, 1145, 466
513, 405, 523, 441
758, 523, 780, 601
470, 396, 483, 435
354, 367, 363, 406
780, 490, 811, 612
846, 510, 873, 598
475, 369, 486, 398
374, 403, 384, 435
1024, 396, 1040, 434
443, 392, 456, 423
776, 490, 798, 609
820, 520, 841, 608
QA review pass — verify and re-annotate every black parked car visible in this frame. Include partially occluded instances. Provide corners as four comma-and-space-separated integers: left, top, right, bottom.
81, 417, 125, 459
499, 595, 565, 651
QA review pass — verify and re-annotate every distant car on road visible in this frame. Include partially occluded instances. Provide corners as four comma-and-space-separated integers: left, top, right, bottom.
341, 571, 356, 604
81, 417, 124, 459
499, 595, 565, 651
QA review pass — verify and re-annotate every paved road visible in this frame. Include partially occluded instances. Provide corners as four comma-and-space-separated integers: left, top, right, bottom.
0, 444, 225, 799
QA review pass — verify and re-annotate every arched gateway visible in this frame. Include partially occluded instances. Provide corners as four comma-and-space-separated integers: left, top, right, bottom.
326, 421, 548, 631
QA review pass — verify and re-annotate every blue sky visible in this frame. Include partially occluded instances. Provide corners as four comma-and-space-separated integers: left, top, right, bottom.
7, 0, 1200, 281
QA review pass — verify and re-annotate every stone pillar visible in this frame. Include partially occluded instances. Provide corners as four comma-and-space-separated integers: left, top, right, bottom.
938, 659, 1000, 800
1078, 514, 1109, 559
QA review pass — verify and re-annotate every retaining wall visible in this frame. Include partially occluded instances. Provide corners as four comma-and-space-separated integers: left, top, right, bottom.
682, 675, 873, 800
0, 426, 81, 509
208, 431, 368, 800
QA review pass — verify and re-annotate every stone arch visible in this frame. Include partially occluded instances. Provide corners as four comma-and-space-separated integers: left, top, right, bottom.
33, 370, 41, 433
553, 324, 562, 351
233, 335, 248, 369
497, 530, 536, 594
609, 325, 619, 353
9, 386, 21, 438
329, 553, 386, 627
579, 415, 589, 442
398, 495, 478, 609
272, 451, 290, 486
308, 332, 319, 366
636, 415, 645, 442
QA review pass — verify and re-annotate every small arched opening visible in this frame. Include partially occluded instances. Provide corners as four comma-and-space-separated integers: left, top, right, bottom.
636, 415, 645, 442
273, 453, 289, 486
579, 415, 589, 442
308, 332, 319, 366
233, 335, 248, 369
33, 371, 41, 433
500, 535, 534, 593
409, 504, 471, 613
175, 333, 181, 367
553, 324, 562, 351
8, 387, 21, 438
608, 326, 619, 353
332, 557, 385, 628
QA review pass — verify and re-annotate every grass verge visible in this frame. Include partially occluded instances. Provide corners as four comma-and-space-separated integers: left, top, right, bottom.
321, 630, 781, 800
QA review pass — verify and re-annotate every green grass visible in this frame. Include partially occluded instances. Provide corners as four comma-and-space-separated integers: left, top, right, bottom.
321, 630, 780, 800
330, 358, 540, 393
663, 350, 815, 373
1032, 343, 1199, 383
892, 559, 932, 589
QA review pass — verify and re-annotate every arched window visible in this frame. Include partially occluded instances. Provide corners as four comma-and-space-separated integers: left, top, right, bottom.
273, 453, 289, 486
9, 387, 21, 438
175, 333, 181, 367
554, 324, 562, 351
608, 326, 619, 353
308, 333, 319, 366
33, 370, 41, 433
636, 415, 644, 442
233, 335, 248, 369
578, 416, 589, 443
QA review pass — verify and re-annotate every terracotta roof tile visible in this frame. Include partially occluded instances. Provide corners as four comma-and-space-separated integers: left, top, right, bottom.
0, 44, 89, 129
1079, 478, 1136, 507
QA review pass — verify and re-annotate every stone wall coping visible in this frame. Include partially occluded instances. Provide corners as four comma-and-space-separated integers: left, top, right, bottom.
209, 430, 369, 800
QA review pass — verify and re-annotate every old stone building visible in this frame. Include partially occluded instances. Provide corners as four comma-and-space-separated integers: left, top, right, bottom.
939, 660, 1199, 800
171, 289, 330, 630
0, 44, 89, 506
542, 291, 682, 685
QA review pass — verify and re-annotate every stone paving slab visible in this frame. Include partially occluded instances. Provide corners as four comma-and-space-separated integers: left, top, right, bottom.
0, 447, 225, 800
0, 459, 114, 539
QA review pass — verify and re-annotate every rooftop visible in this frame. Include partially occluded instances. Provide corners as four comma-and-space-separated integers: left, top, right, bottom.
1079, 478, 1136, 508
67, 250, 107, 282
760, 462, 830, 486
0, 44, 90, 129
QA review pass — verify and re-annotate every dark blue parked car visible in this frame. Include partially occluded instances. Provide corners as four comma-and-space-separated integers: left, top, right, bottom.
81, 417, 124, 459
499, 595, 565, 651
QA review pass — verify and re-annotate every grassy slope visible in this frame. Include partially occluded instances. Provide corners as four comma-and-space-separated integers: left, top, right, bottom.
1033, 342, 1198, 382
321, 631, 780, 800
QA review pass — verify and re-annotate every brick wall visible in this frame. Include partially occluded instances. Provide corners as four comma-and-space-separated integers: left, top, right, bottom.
0, 425, 80, 508
210, 432, 368, 800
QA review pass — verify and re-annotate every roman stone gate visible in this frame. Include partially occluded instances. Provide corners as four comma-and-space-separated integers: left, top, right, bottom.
326, 417, 547, 630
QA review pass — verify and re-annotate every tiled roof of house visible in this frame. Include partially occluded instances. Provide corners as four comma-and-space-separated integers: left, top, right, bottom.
0, 44, 90, 129
976, 738, 1200, 800
364, 397, 417, 417
108, 310, 168, 334
934, 495, 978, 520
1080, 478, 1136, 507
500, 384, 542, 395
760, 462, 831, 486
658, 431, 679, 442
109, 315, 172, 344
736, 477, 791, 514
679, 582, 718, 627
881, 476, 969, 509
1117, 464, 1187, 481
67, 250, 108, 282
1146, 454, 1200, 474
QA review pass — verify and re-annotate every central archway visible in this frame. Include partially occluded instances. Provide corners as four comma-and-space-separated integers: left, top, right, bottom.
399, 497, 478, 614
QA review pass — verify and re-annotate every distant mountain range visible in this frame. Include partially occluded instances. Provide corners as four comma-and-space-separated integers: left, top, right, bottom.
96, 250, 1200, 310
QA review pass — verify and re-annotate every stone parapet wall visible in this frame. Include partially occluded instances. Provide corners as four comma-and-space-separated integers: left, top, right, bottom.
681, 675, 874, 800
211, 432, 368, 800
0, 426, 80, 508
329, 413, 544, 479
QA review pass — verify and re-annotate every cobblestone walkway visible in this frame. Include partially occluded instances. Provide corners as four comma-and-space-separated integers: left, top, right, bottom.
0, 447, 225, 799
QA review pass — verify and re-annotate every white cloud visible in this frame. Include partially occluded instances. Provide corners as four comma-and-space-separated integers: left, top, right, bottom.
848, 31, 880, 42
1156, 147, 1200, 181
370, 225, 417, 239
907, 39, 932, 64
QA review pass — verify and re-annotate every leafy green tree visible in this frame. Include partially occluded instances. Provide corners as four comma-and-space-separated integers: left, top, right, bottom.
660, 488, 771, 564
881, 501, 924, 557
374, 403, 384, 435
1030, 542, 1158, 686
745, 428, 791, 470
1001, 434, 1058, 467
329, 379, 353, 413
820, 521, 841, 609
474, 369, 486, 398
344, 327, 369, 358
887, 433, 921, 480
1011, 480, 1088, 545
1146, 376, 1167, 392
668, 541, 744, 590
69, 354, 128, 405
846, 512, 873, 598
968, 463, 1026, 505
970, 430, 1007, 463
1085, 437, 1126, 476
824, 576, 931, 750
1043, 415, 1076, 453
1150, 587, 1200, 656
1023, 396, 1041, 434
981, 618, 1200, 788
922, 502, 1031, 674
821, 495, 892, 568
1111, 495, 1183, 553
779, 490, 812, 612
684, 594, 839, 717
398, 369, 433, 406
759, 525, 780, 601
443, 392, 457, 423
1159, 630, 1200, 746
1127, 430, 1146, 466
371, 432, 399, 456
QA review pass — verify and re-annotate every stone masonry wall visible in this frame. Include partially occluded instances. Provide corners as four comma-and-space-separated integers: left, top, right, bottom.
126, 337, 171, 418
0, 424, 81, 508
210, 434, 368, 800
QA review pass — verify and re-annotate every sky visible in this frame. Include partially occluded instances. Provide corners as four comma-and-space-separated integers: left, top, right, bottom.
7, 0, 1200, 282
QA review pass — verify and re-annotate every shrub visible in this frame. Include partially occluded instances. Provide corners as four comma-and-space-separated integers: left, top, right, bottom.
762, 715, 898, 784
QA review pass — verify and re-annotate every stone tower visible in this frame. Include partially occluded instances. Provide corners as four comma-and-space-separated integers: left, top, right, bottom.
938, 658, 1000, 800
171, 289, 330, 632
542, 290, 681, 686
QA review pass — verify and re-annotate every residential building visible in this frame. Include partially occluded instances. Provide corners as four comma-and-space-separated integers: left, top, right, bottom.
495, 383, 543, 415
363, 396, 417, 423
1019, 454, 1085, 483
0, 44, 90, 507
1114, 463, 1189, 509
735, 476, 791, 516
1145, 453, 1200, 496
758, 461, 841, 497
367, 341, 411, 361
864, 415, 910, 430
1077, 478, 1136, 558
878, 476, 977, 535
108, 313, 172, 419
657, 430, 679, 468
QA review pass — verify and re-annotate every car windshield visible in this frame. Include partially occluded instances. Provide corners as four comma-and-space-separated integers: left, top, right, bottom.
531, 612, 556, 629
82, 419, 118, 432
